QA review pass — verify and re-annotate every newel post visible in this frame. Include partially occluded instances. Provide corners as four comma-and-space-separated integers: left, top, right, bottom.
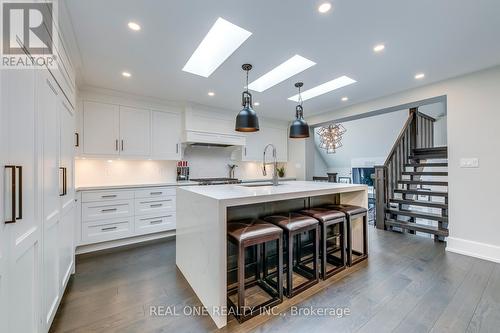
374, 166, 387, 230
409, 107, 418, 150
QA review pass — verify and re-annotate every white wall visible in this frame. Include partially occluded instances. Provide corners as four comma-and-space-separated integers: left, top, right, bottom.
308, 65, 500, 263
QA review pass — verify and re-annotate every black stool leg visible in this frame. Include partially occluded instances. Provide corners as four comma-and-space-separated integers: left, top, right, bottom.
346, 216, 353, 266
314, 226, 319, 281
321, 223, 327, 278
363, 213, 368, 257
287, 232, 293, 296
237, 243, 245, 315
341, 220, 346, 267
277, 237, 283, 302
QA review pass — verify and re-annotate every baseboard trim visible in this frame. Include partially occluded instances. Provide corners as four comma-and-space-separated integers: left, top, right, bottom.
446, 236, 500, 263
76, 231, 176, 255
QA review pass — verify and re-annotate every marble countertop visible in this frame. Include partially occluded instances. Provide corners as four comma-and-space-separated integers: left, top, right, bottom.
178, 181, 367, 202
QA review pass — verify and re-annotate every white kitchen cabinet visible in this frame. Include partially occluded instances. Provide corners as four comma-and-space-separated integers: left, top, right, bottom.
1, 67, 41, 333
151, 110, 181, 160
119, 106, 151, 157
236, 125, 288, 162
83, 101, 120, 156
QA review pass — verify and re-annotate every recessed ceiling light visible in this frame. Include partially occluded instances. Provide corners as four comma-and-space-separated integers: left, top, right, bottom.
254, 102, 260, 106
288, 76, 357, 102
373, 44, 385, 52
415, 73, 425, 79
247, 55, 316, 92
318, 2, 332, 13
341, 97, 349, 101
122, 71, 131, 78
183, 17, 252, 78
208, 91, 215, 96
128, 22, 141, 31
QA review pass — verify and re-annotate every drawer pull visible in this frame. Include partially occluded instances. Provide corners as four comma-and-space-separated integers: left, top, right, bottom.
149, 219, 163, 225
101, 208, 118, 212
101, 226, 118, 231
101, 195, 117, 198
150, 191, 163, 195
150, 204, 162, 208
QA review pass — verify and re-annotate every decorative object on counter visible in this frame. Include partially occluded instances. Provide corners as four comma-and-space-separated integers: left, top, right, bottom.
338, 176, 351, 184
228, 164, 238, 179
289, 82, 310, 138
235, 64, 259, 132
327, 172, 338, 182
317, 122, 346, 154
276, 165, 285, 178
176, 160, 190, 181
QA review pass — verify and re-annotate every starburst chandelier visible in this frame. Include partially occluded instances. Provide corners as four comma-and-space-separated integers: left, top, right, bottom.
317, 123, 346, 154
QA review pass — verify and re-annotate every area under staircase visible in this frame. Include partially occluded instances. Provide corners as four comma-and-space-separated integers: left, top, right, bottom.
375, 108, 449, 240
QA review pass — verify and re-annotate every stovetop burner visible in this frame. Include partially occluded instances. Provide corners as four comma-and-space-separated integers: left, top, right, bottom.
191, 178, 241, 185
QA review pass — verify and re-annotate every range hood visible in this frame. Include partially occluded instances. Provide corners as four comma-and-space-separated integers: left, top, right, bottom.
183, 130, 246, 147
182, 106, 246, 147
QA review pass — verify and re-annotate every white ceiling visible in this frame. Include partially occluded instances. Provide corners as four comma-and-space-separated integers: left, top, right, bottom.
66, 0, 500, 120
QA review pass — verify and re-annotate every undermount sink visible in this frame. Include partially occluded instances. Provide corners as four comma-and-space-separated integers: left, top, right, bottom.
239, 183, 283, 187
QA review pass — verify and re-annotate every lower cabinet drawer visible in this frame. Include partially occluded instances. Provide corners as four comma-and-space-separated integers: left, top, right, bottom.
82, 218, 133, 244
134, 214, 176, 235
82, 200, 134, 221
135, 196, 175, 216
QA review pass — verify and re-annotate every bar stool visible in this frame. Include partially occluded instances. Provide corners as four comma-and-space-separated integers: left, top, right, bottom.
298, 208, 346, 279
263, 213, 319, 298
325, 204, 368, 266
227, 219, 283, 322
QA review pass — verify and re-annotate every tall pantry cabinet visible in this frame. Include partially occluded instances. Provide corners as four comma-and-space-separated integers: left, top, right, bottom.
0, 48, 76, 333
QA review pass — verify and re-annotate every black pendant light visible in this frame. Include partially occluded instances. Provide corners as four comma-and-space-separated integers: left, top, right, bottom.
289, 82, 310, 138
235, 64, 259, 132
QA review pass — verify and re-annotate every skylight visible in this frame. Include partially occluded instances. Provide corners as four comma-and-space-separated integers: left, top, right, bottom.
247, 55, 316, 92
182, 18, 252, 78
288, 76, 357, 102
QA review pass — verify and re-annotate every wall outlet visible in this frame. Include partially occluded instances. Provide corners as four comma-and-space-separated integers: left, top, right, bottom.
459, 158, 479, 168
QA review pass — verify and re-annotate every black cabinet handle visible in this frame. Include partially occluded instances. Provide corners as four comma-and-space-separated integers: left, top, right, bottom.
4, 165, 22, 223
59, 167, 67, 196
75, 132, 79, 147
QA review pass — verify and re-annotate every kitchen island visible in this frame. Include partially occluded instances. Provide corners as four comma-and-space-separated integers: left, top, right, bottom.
176, 181, 368, 328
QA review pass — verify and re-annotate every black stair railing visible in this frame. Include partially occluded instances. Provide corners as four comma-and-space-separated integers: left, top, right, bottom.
375, 107, 435, 229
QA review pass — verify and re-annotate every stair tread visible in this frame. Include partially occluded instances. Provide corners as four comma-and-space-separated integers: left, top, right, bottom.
394, 189, 448, 197
412, 147, 448, 153
390, 198, 448, 209
398, 180, 448, 186
386, 219, 449, 236
402, 171, 448, 176
386, 208, 448, 222
405, 162, 448, 167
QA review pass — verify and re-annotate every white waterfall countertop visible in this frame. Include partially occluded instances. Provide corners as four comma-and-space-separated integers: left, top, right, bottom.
178, 181, 367, 205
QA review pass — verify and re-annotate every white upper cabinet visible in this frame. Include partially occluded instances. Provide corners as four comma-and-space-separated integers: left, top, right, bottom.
80, 100, 183, 160
83, 101, 120, 156
119, 106, 151, 157
152, 110, 182, 160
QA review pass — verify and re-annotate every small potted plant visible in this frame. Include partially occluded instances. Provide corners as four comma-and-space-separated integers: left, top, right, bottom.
276, 165, 286, 178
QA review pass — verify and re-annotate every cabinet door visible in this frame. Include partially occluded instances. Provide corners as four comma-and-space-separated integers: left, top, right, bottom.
0, 65, 8, 333
83, 101, 119, 155
2, 68, 41, 333
151, 111, 181, 160
264, 126, 288, 162
119, 106, 151, 157
40, 72, 62, 328
242, 131, 265, 161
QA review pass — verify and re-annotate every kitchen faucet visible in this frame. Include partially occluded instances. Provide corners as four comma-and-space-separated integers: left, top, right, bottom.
262, 143, 279, 186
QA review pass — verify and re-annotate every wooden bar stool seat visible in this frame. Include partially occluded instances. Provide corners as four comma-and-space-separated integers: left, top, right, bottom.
324, 204, 368, 266
227, 219, 283, 323
263, 213, 319, 298
298, 208, 346, 279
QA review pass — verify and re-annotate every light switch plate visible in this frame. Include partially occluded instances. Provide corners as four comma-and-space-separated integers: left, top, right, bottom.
460, 158, 479, 168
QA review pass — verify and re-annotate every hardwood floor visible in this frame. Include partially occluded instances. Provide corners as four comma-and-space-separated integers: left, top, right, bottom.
50, 228, 499, 333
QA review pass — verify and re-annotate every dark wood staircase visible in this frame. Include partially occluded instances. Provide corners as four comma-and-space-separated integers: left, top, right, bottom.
375, 109, 449, 240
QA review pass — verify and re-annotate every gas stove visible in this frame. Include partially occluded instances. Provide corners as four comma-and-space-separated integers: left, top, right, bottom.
190, 178, 241, 186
